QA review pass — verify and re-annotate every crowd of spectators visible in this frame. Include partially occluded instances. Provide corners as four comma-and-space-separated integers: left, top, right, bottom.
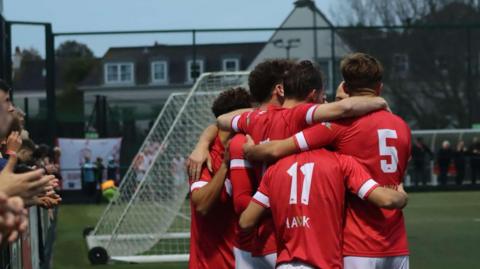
0, 80, 61, 267
411, 136, 480, 186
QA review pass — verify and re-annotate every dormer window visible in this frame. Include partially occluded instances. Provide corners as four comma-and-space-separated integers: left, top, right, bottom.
187, 60, 204, 82
151, 61, 168, 84
223, 58, 240, 72
104, 62, 134, 84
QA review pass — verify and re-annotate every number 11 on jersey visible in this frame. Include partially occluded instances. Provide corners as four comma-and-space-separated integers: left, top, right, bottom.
287, 162, 315, 205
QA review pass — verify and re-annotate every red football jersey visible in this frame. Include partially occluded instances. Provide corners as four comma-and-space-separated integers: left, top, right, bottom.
228, 133, 255, 251
230, 103, 317, 256
232, 103, 318, 143
252, 149, 379, 268
189, 135, 235, 269
294, 110, 412, 257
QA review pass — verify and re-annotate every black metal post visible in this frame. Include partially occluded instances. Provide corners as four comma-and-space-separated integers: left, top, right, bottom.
330, 27, 336, 98
192, 30, 198, 82
312, 6, 318, 61
95, 95, 100, 137
466, 27, 473, 127
4, 20, 11, 88
45, 23, 56, 145
0, 15, 5, 80
95, 95, 107, 137
102, 95, 107, 137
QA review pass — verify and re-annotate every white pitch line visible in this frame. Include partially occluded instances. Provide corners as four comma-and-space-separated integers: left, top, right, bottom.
474, 218, 480, 222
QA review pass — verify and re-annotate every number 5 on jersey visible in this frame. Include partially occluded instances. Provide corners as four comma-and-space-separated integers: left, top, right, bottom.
378, 129, 398, 173
287, 162, 314, 205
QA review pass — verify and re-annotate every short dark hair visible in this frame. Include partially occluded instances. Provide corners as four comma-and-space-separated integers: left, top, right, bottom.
284, 60, 323, 101
20, 139, 36, 152
211, 87, 252, 118
0, 79, 11, 93
248, 59, 295, 103
341, 53, 383, 90
33, 144, 51, 159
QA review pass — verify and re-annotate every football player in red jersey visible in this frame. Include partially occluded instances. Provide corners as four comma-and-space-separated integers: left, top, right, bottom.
186, 59, 294, 182
189, 59, 295, 268
239, 149, 408, 269
244, 53, 411, 269
219, 60, 387, 268
190, 59, 387, 268
188, 87, 252, 269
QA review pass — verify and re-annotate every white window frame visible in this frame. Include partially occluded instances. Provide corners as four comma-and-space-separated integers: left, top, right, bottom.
222, 58, 240, 72
104, 62, 134, 85
151, 61, 168, 84
187, 60, 204, 83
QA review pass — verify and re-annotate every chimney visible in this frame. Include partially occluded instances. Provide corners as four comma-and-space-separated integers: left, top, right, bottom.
294, 0, 315, 9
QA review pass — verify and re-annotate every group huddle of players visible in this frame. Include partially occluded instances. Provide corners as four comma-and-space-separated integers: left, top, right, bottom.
186, 53, 411, 269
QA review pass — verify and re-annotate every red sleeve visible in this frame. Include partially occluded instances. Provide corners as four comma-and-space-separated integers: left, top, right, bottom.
338, 154, 379, 200
231, 111, 251, 133
190, 166, 212, 193
229, 134, 255, 214
293, 103, 318, 129
252, 167, 272, 208
293, 122, 342, 152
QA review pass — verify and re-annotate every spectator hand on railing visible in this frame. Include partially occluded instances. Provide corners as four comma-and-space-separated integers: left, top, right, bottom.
0, 163, 59, 200
0, 192, 28, 243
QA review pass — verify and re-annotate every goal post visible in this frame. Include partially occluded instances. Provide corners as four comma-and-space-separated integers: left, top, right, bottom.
86, 71, 250, 264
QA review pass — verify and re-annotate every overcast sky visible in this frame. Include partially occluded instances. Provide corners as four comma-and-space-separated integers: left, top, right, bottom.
4, 0, 339, 56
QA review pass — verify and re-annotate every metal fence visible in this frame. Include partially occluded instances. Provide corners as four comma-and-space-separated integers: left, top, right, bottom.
2, 24, 479, 166
0, 207, 57, 269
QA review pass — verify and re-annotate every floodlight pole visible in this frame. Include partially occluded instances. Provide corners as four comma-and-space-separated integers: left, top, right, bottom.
273, 38, 301, 59
45, 23, 57, 145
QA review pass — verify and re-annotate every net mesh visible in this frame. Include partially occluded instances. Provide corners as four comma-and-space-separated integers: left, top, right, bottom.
87, 72, 249, 259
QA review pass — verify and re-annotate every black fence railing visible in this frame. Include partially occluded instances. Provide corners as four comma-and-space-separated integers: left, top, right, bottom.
0, 207, 58, 269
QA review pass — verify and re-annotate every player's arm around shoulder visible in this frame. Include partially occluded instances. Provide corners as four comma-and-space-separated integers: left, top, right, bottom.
217, 108, 252, 131
243, 134, 298, 163
367, 183, 408, 210
312, 96, 387, 123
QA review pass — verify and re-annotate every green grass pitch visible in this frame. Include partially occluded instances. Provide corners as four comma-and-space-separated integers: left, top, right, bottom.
52, 191, 480, 269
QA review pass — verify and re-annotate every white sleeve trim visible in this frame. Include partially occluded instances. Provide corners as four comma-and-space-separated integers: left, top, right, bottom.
231, 115, 241, 132
190, 181, 208, 192
295, 132, 309, 151
253, 191, 270, 208
357, 179, 379, 200
305, 105, 317, 125
230, 159, 252, 169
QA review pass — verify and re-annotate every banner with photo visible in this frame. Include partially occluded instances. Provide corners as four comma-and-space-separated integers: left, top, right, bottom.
58, 138, 122, 190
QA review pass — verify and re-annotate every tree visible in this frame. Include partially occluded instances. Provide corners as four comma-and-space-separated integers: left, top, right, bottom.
56, 41, 95, 84
20, 47, 42, 62
55, 41, 96, 124
56, 40, 94, 58
337, 0, 480, 128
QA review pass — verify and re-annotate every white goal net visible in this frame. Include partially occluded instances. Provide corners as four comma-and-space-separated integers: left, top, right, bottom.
86, 71, 250, 263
